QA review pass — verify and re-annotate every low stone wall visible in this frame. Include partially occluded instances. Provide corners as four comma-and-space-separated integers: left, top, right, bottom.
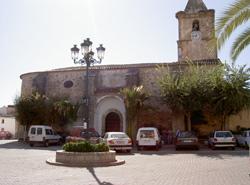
55, 150, 117, 166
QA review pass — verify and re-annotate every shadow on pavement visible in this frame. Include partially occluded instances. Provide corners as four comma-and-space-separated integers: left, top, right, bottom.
0, 140, 61, 151
128, 145, 249, 159
87, 167, 114, 185
115, 150, 135, 156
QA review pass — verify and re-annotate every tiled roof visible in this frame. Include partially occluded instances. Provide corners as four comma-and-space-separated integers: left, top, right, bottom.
20, 59, 220, 78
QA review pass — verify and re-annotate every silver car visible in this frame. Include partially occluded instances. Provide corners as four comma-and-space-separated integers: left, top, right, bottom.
103, 132, 132, 153
208, 131, 236, 150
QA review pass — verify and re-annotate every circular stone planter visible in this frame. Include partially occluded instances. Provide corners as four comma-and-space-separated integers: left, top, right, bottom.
46, 150, 125, 167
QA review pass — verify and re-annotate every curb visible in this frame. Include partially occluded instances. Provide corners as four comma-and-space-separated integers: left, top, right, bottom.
46, 157, 125, 167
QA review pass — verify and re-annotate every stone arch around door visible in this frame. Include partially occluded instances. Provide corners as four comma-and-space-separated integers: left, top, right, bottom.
94, 95, 126, 135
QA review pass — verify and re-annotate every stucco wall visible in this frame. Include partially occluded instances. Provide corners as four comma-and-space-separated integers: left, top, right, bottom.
0, 117, 17, 138
229, 110, 250, 130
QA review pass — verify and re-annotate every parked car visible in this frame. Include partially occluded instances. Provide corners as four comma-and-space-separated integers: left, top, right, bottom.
175, 131, 199, 150
28, 125, 62, 147
68, 126, 86, 137
66, 127, 102, 144
103, 132, 132, 152
0, 130, 12, 140
235, 130, 250, 148
208, 131, 236, 150
136, 127, 161, 150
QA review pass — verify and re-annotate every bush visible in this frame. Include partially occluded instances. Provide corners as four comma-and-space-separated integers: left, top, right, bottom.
63, 141, 109, 152
94, 142, 110, 152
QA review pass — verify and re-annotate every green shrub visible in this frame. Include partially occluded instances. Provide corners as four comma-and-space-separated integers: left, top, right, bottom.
94, 142, 110, 152
63, 141, 109, 152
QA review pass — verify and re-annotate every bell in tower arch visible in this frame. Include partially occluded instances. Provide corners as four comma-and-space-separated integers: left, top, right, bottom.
192, 20, 200, 31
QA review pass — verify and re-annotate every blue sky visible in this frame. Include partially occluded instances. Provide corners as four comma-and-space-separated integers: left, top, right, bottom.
0, 0, 248, 106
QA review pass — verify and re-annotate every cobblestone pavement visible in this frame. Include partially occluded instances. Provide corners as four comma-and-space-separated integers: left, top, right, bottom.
0, 140, 249, 185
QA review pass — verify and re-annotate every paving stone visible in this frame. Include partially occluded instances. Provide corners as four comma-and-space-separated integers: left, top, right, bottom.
0, 140, 249, 185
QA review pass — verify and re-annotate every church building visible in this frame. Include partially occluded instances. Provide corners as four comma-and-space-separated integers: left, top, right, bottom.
20, 0, 249, 137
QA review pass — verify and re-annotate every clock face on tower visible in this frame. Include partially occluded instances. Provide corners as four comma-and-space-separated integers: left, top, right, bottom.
191, 31, 201, 40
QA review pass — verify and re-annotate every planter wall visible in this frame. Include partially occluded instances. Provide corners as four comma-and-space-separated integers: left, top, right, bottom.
55, 150, 116, 165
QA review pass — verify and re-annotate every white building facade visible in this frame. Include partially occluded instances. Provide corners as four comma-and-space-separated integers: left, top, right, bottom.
0, 106, 18, 138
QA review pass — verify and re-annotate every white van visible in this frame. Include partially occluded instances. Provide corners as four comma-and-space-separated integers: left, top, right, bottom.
28, 125, 61, 147
136, 127, 161, 150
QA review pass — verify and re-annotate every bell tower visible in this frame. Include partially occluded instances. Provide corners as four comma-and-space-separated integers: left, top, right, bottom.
176, 0, 217, 61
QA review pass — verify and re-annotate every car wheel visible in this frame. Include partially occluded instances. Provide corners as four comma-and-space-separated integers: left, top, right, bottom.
44, 140, 49, 147
196, 146, 200, 150
175, 146, 179, 151
127, 149, 131, 153
29, 143, 34, 147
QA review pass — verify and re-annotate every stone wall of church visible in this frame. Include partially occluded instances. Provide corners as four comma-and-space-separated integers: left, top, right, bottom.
20, 64, 175, 130
21, 65, 164, 101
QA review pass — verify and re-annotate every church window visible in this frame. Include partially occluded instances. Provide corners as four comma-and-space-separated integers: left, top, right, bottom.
192, 20, 200, 31
64, 80, 74, 88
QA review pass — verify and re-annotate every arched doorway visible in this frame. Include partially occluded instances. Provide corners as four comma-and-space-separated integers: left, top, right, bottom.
105, 112, 121, 132
94, 95, 126, 135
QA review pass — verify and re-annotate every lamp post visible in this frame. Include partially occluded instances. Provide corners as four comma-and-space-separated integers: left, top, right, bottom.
70, 38, 105, 127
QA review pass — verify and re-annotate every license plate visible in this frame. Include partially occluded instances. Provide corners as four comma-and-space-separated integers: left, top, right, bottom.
183, 140, 192, 143
116, 141, 125, 144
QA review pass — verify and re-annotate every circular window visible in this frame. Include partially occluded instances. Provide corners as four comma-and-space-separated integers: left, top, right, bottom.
64, 80, 74, 88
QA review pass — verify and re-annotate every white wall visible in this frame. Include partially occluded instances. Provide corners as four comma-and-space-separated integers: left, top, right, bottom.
0, 106, 7, 115
0, 116, 17, 138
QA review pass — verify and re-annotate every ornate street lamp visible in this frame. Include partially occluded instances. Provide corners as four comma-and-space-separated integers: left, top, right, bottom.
71, 38, 105, 127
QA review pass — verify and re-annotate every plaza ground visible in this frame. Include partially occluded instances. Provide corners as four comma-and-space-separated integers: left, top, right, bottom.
0, 140, 249, 185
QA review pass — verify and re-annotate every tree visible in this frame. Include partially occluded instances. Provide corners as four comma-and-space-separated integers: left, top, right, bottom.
51, 99, 79, 127
159, 62, 250, 131
15, 92, 79, 132
120, 86, 148, 142
159, 63, 217, 131
208, 63, 250, 129
15, 92, 48, 130
216, 0, 250, 61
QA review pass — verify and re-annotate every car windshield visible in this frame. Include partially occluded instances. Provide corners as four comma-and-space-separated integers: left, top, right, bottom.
178, 131, 196, 138
110, 133, 128, 139
80, 131, 99, 138
140, 130, 155, 138
215, 132, 232, 137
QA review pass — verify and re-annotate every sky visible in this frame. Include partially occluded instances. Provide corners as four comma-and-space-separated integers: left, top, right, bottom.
0, 0, 249, 106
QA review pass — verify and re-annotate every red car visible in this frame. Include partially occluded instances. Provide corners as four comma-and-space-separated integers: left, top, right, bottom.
0, 130, 12, 139
66, 127, 102, 144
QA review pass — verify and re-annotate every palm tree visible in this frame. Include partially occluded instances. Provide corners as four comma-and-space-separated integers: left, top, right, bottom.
120, 86, 148, 142
52, 99, 79, 126
216, 0, 250, 61
209, 63, 250, 129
